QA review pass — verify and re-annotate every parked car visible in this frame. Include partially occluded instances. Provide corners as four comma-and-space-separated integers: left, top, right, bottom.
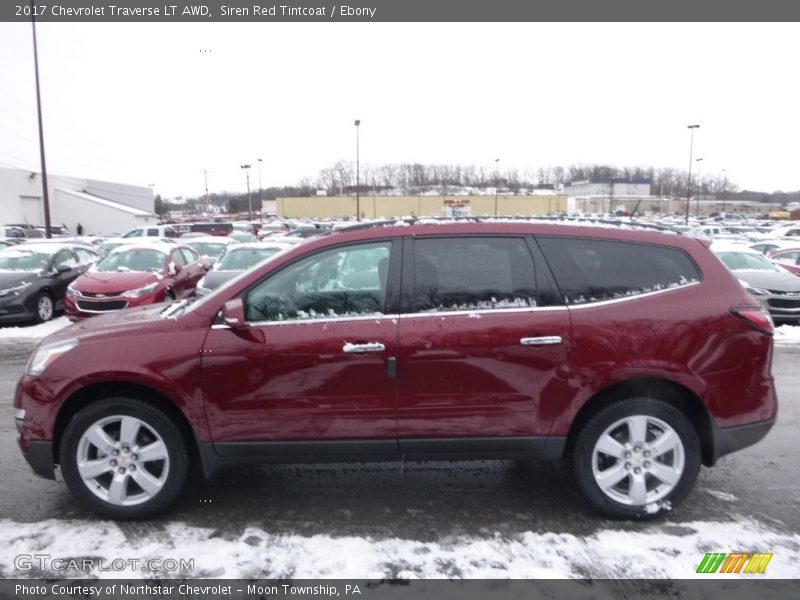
182, 236, 239, 265
712, 241, 800, 323
227, 231, 258, 243
120, 225, 179, 239
767, 246, 800, 276
15, 221, 777, 519
96, 237, 177, 258
0, 242, 97, 323
195, 241, 294, 295
64, 243, 205, 319
1, 225, 29, 244
187, 222, 233, 237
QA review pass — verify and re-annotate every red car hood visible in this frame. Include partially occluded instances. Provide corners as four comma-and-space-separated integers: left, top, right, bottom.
74, 270, 162, 294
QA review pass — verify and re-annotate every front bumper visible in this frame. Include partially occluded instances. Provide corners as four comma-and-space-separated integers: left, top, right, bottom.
21, 440, 56, 480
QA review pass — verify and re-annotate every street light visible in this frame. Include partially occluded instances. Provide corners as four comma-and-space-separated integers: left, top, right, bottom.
240, 164, 252, 220
685, 124, 700, 225
721, 168, 727, 217
257, 158, 263, 221
494, 158, 500, 216
354, 120, 361, 221
695, 157, 704, 217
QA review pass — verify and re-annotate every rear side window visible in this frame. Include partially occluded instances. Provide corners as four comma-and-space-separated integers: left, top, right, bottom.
537, 237, 701, 305
413, 237, 539, 312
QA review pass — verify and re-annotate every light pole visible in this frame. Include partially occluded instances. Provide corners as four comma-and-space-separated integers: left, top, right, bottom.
240, 164, 251, 220
695, 157, 704, 217
257, 158, 263, 221
721, 168, 727, 217
354, 120, 361, 221
685, 124, 700, 225
494, 158, 500, 216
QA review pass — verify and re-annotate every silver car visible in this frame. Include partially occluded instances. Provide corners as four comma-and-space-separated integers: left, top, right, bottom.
712, 241, 800, 324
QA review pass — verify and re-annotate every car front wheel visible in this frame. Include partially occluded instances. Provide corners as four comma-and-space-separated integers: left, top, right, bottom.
34, 292, 54, 323
59, 398, 189, 519
572, 398, 701, 519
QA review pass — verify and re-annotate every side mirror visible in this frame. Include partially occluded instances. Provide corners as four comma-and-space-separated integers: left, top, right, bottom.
221, 298, 247, 329
167, 261, 182, 276
55, 263, 73, 274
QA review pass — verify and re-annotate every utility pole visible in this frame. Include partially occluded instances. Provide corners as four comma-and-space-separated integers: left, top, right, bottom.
695, 158, 704, 217
685, 124, 700, 226
354, 120, 361, 221
31, 3, 51, 238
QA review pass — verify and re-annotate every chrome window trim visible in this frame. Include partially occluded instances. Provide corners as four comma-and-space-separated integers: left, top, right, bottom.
565, 281, 701, 310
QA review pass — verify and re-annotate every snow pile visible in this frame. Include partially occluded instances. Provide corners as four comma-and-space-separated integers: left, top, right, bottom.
774, 324, 800, 344
1, 517, 798, 579
0, 317, 71, 341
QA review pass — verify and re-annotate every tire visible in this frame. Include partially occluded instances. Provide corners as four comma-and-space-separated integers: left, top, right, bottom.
572, 398, 701, 520
59, 398, 189, 519
33, 292, 54, 323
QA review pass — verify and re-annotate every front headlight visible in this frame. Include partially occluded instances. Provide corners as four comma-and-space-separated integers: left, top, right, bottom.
0, 282, 31, 298
26, 339, 79, 376
124, 282, 159, 298
738, 279, 769, 295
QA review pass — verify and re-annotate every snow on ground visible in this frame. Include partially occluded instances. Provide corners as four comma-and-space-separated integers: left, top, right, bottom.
1, 518, 798, 578
0, 317, 71, 341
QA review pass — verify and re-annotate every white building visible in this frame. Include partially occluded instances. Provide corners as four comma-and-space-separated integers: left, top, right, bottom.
0, 167, 157, 235
564, 178, 652, 198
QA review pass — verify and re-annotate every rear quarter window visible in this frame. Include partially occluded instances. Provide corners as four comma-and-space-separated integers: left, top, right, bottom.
536, 237, 701, 305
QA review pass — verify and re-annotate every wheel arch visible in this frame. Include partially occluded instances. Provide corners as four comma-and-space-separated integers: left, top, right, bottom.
564, 377, 715, 467
53, 381, 201, 471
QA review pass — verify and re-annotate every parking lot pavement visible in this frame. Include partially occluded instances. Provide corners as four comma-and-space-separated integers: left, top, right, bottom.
1, 338, 798, 541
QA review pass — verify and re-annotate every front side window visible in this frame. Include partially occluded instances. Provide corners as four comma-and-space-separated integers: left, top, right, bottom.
246, 241, 391, 322
538, 237, 702, 305
52, 249, 79, 269
413, 237, 538, 312
123, 229, 143, 238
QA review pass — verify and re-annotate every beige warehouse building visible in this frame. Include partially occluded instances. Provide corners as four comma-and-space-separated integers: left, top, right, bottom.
276, 194, 568, 220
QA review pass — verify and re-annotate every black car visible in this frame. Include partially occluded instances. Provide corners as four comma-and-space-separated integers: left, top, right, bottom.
0, 242, 98, 324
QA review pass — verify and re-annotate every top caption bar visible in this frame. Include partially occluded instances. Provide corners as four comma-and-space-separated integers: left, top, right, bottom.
3, 0, 800, 22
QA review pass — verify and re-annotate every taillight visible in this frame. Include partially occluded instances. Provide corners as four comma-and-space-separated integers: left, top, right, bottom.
731, 308, 774, 336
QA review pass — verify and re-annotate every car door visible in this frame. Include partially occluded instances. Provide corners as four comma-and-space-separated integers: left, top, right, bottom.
396, 236, 573, 452
201, 239, 402, 452
48, 249, 81, 306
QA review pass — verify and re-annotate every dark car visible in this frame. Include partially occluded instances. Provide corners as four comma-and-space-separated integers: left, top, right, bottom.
0, 242, 97, 323
182, 236, 239, 266
64, 243, 205, 320
15, 220, 777, 520
195, 241, 294, 295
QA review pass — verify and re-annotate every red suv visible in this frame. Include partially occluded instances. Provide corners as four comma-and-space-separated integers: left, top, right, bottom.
14, 221, 777, 519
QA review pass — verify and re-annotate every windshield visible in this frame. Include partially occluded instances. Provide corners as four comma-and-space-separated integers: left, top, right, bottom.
186, 242, 228, 258
217, 247, 282, 271
716, 251, 780, 272
0, 249, 52, 271
97, 248, 166, 273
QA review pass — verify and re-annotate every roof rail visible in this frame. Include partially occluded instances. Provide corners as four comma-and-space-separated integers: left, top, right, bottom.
325, 215, 685, 236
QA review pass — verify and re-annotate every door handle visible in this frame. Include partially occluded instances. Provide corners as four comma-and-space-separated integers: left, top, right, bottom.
343, 342, 386, 353
520, 336, 563, 346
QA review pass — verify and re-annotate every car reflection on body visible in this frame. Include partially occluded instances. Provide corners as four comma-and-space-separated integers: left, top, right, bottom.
767, 246, 800, 276
195, 242, 294, 296
712, 241, 800, 324
64, 243, 205, 319
0, 242, 96, 323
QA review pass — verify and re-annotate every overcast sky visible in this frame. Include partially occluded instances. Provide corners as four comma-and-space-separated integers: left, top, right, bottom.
1, 22, 798, 198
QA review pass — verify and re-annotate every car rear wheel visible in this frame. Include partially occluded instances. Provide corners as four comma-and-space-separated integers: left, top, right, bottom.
572, 398, 700, 519
59, 398, 189, 519
34, 292, 54, 323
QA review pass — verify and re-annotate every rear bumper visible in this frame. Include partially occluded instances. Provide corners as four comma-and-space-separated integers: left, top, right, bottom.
710, 418, 775, 464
